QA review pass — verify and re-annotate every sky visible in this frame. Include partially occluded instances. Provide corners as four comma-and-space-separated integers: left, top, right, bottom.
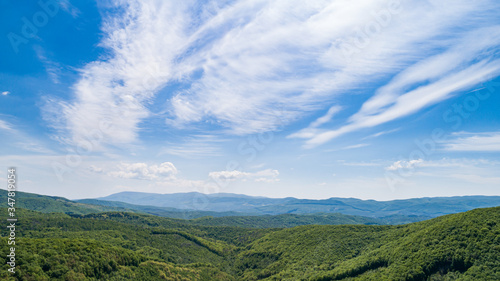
0, 0, 499, 201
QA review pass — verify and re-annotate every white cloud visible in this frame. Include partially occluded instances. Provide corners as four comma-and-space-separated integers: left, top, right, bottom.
209, 168, 279, 183
310, 106, 343, 128
362, 128, 399, 140
1, 91, 10, 96
35, 46, 61, 84
339, 160, 381, 167
107, 162, 178, 180
0, 120, 13, 131
45, 0, 500, 148
288, 105, 342, 139
0, 120, 52, 153
414, 158, 499, 170
385, 158, 500, 191
342, 143, 369, 150
89, 165, 103, 173
443, 132, 500, 152
59, 0, 80, 18
159, 135, 226, 158
386, 159, 423, 171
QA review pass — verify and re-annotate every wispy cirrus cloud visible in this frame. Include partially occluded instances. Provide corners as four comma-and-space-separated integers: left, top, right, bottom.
0, 120, 13, 131
35, 46, 61, 84
44, 0, 500, 150
288, 105, 342, 139
385, 158, 500, 182
338, 160, 382, 167
302, 58, 500, 148
442, 132, 500, 152
0, 119, 52, 153
159, 135, 226, 158
362, 128, 399, 140
342, 143, 370, 150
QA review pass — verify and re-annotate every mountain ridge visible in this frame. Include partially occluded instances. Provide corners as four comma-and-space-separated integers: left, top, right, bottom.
0, 189, 385, 226
93, 191, 500, 219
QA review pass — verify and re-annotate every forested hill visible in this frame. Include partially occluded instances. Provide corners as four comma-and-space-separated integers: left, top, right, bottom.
235, 206, 500, 280
0, 206, 498, 280
0, 188, 135, 215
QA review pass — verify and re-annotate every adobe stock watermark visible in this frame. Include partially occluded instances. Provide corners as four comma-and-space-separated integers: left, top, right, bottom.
333, 0, 403, 62
385, 78, 500, 190
7, 0, 60, 54
6, 168, 17, 274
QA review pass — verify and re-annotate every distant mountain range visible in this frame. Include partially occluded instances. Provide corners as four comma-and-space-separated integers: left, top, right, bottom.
0, 189, 381, 226
92, 191, 500, 220
3, 188, 499, 226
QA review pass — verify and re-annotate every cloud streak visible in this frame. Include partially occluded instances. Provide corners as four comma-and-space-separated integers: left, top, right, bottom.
159, 135, 226, 158
443, 132, 500, 152
0, 120, 13, 131
0, 119, 52, 153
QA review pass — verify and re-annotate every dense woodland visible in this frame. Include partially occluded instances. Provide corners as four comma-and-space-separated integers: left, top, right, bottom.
0, 190, 499, 280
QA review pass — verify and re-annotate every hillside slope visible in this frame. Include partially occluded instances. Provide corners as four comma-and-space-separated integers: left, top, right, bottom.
0, 189, 134, 215
0, 236, 233, 281
235, 206, 500, 280
190, 213, 381, 228
1, 207, 498, 280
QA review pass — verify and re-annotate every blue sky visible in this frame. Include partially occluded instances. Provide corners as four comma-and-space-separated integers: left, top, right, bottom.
1, 0, 500, 200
